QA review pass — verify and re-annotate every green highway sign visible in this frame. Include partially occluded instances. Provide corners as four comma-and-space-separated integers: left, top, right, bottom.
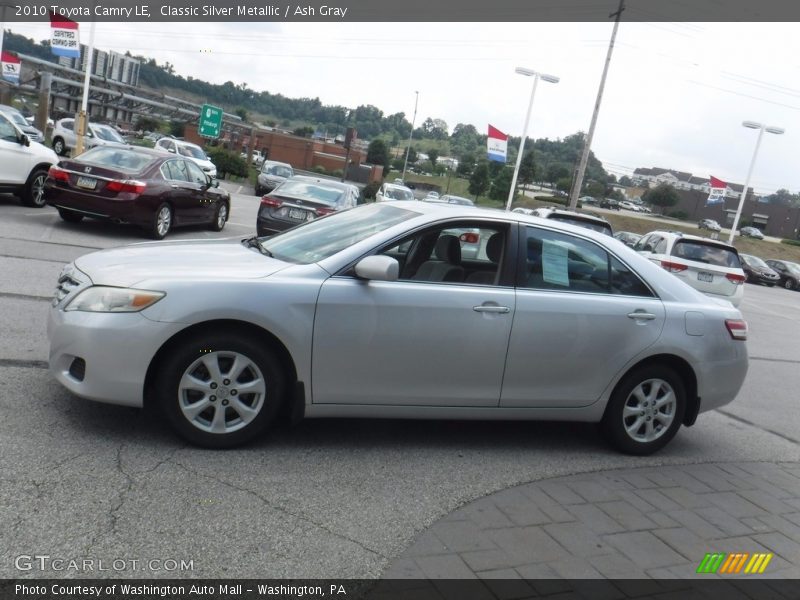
199, 104, 223, 138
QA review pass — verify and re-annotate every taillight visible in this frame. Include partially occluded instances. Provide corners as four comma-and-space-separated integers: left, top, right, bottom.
661, 260, 688, 273
725, 319, 748, 340
725, 273, 746, 285
260, 196, 282, 208
48, 165, 69, 183
315, 207, 335, 217
106, 180, 146, 194
460, 232, 480, 244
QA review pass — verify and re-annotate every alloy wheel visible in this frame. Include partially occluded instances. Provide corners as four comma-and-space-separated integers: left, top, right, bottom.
156, 206, 171, 237
217, 204, 228, 229
621, 378, 676, 443
31, 174, 46, 207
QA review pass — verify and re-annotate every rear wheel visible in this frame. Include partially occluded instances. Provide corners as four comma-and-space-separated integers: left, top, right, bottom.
209, 202, 228, 232
601, 365, 686, 455
57, 208, 83, 223
156, 332, 286, 448
52, 137, 66, 156
22, 168, 48, 207
148, 203, 172, 239
785, 279, 796, 291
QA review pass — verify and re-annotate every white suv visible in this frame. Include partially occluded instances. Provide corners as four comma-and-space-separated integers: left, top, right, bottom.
155, 137, 217, 178
0, 111, 58, 207
634, 230, 745, 306
51, 118, 126, 156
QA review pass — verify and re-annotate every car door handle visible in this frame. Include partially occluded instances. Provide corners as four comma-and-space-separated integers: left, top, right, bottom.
628, 311, 656, 321
473, 305, 511, 314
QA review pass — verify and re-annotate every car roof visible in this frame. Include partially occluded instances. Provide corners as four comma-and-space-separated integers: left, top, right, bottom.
536, 208, 611, 225
286, 175, 356, 190
647, 229, 738, 249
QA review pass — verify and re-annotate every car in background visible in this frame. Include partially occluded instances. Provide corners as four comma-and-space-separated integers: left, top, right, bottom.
599, 198, 620, 210
511, 207, 535, 216
26, 114, 55, 130
614, 231, 642, 248
255, 160, 294, 196
619, 200, 641, 212
765, 259, 800, 291
376, 182, 415, 202
256, 175, 361, 235
154, 137, 217, 179
424, 191, 440, 201
241, 149, 265, 167
143, 131, 164, 143
634, 231, 745, 306
438, 194, 475, 206
44, 146, 230, 239
579, 195, 598, 205
698, 218, 722, 232
47, 201, 749, 455
739, 254, 780, 286
530, 207, 614, 236
739, 226, 765, 240
0, 111, 58, 207
0, 104, 45, 143
51, 118, 127, 156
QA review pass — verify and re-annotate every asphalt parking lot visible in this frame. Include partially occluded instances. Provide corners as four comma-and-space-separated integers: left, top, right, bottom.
1, 185, 799, 579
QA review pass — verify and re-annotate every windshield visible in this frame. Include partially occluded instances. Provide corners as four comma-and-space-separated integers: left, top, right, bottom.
77, 147, 158, 173
261, 204, 418, 264
264, 165, 293, 178
92, 125, 125, 143
672, 240, 741, 268
384, 186, 414, 201
785, 262, 800, 275
741, 254, 768, 268
2, 110, 28, 127
178, 144, 207, 160
549, 214, 613, 236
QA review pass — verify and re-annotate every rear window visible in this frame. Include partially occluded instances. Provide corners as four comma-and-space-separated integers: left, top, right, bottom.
264, 165, 292, 178
384, 186, 414, 201
672, 240, 741, 268
275, 180, 347, 206
77, 147, 157, 173
92, 125, 124, 143
741, 254, 767, 268
547, 214, 613, 236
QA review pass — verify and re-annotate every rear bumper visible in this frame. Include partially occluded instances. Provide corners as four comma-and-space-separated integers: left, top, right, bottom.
45, 185, 144, 224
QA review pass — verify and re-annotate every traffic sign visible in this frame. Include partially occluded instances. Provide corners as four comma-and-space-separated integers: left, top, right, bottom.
199, 104, 223, 138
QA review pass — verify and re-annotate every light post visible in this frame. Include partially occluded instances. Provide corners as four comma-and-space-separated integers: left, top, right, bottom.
728, 121, 785, 244
401, 91, 419, 182
505, 67, 559, 211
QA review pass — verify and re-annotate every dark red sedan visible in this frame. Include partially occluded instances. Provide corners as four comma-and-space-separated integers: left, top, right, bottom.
44, 146, 230, 239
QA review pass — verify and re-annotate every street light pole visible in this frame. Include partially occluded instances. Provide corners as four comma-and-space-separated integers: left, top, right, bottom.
505, 67, 559, 212
401, 91, 419, 182
728, 121, 785, 244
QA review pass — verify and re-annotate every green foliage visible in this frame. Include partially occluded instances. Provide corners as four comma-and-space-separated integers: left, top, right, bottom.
168, 120, 185, 138
457, 152, 475, 177
406, 146, 418, 164
367, 139, 390, 168
312, 165, 328, 174
585, 181, 605, 197
489, 167, 513, 201
362, 181, 381, 200
207, 148, 247, 178
235, 108, 248, 122
135, 116, 163, 132
293, 126, 314, 137
667, 210, 689, 220
428, 148, 440, 169
469, 162, 490, 199
643, 183, 680, 213
556, 177, 572, 192
619, 175, 633, 186
781, 238, 800, 247
519, 151, 536, 186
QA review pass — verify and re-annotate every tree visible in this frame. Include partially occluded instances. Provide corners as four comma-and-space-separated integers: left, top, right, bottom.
235, 108, 249, 122
519, 151, 536, 186
489, 167, 514, 202
457, 152, 475, 177
428, 148, 439, 170
469, 162, 490, 199
619, 175, 633, 186
292, 126, 314, 137
556, 177, 572, 193
546, 164, 570, 185
367, 139, 391, 176
642, 183, 680, 214
406, 146, 418, 164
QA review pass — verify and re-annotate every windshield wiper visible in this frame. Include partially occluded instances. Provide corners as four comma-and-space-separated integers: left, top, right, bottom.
242, 235, 273, 257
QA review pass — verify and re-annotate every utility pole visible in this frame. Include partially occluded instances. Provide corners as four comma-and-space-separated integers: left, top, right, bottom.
401, 91, 419, 182
568, 0, 625, 211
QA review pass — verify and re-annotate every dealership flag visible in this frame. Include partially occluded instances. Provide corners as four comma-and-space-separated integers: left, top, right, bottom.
1, 51, 21, 84
706, 175, 726, 206
487, 125, 508, 163
49, 13, 80, 58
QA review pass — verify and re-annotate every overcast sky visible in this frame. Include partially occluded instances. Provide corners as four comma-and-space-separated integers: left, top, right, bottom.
6, 20, 800, 194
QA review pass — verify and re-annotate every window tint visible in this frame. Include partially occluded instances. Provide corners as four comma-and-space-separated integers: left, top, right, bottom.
672, 240, 741, 268
62, 120, 73, 132
523, 227, 652, 296
184, 160, 208, 184
161, 159, 189, 182
276, 180, 346, 206
0, 114, 17, 142
77, 147, 156, 173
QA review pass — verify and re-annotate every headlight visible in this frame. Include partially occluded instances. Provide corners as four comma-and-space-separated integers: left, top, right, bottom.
65, 286, 165, 312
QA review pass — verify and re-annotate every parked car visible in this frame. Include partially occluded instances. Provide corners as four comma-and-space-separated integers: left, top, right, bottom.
255, 160, 294, 196
0, 111, 58, 207
511, 207, 535, 215
599, 198, 620, 210
438, 194, 475, 206
614, 231, 643, 248
739, 254, 780, 286
256, 175, 361, 235
51, 118, 127, 156
618, 200, 641, 212
634, 231, 745, 306
698, 219, 722, 232
44, 146, 230, 239
764, 259, 800, 290
376, 182, 415, 202
739, 226, 765, 239
424, 191, 440, 201
530, 207, 614, 236
0, 104, 44, 143
241, 149, 265, 168
154, 137, 217, 179
579, 195, 598, 205
47, 201, 748, 455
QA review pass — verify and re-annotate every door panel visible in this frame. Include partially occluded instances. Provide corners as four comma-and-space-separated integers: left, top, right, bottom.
312, 278, 515, 407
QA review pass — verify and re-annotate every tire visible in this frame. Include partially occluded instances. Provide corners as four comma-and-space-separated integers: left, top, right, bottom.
785, 279, 796, 291
53, 137, 66, 156
57, 208, 83, 223
254, 186, 263, 197
208, 202, 228, 232
22, 168, 48, 208
148, 203, 172, 240
601, 365, 686, 455
156, 331, 286, 448
767, 284, 775, 288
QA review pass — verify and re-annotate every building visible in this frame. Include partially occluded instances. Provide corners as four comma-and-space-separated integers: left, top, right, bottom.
632, 167, 743, 199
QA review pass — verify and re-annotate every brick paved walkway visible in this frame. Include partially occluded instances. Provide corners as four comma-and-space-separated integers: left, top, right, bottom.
382, 462, 800, 580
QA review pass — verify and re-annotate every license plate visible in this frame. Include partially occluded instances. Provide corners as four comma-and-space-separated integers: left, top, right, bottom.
288, 208, 307, 220
697, 271, 714, 283
76, 176, 97, 190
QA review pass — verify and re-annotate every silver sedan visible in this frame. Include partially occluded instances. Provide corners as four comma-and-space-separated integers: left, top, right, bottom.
48, 202, 749, 455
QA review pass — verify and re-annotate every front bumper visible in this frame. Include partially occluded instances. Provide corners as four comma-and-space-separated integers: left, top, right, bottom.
48, 306, 186, 407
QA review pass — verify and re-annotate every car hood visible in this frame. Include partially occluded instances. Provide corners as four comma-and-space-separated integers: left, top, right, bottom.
74, 239, 289, 288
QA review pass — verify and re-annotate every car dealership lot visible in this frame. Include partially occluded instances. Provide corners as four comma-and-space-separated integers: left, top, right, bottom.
1, 187, 800, 579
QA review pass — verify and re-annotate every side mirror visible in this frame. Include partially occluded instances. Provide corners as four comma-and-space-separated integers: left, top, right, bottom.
19, 134, 30, 147
355, 255, 399, 282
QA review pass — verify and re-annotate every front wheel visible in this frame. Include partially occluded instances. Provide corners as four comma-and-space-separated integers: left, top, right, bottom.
22, 168, 48, 207
209, 202, 228, 232
601, 365, 686, 455
156, 332, 287, 448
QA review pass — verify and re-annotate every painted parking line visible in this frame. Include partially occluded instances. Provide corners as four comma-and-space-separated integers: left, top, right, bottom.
236, 185, 243, 194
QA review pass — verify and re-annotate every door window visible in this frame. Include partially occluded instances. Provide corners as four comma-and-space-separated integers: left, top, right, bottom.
184, 160, 208, 185
0, 114, 17, 142
161, 159, 189, 182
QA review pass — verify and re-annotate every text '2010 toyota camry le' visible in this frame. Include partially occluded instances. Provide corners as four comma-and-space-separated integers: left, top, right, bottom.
48, 202, 748, 455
